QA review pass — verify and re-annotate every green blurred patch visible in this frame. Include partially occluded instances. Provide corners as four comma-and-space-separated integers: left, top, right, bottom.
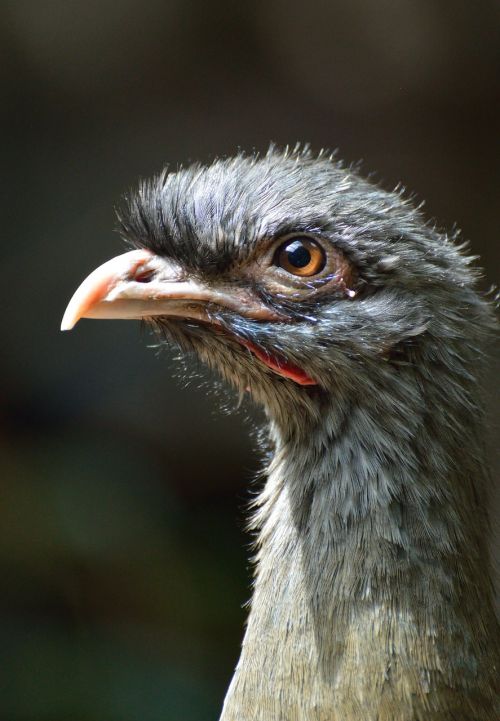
0, 430, 248, 720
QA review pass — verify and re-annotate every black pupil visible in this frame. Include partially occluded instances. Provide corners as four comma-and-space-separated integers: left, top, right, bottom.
285, 240, 311, 268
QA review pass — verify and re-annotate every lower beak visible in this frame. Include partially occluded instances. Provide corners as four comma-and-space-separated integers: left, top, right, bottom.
61, 250, 279, 331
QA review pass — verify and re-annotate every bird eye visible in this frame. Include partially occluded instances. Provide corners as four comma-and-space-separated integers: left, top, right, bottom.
274, 237, 326, 277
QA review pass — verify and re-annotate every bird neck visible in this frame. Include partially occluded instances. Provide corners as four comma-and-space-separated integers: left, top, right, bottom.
220, 373, 499, 721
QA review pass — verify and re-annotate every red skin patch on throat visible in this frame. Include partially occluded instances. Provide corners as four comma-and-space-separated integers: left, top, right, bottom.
237, 338, 318, 386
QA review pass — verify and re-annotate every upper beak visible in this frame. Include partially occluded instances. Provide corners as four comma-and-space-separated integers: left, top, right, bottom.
61, 249, 279, 331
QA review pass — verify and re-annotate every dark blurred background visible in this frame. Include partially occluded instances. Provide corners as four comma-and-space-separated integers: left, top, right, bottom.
1, 1, 499, 719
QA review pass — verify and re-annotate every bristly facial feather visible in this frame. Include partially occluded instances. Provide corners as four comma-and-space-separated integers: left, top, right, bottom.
116, 145, 495, 439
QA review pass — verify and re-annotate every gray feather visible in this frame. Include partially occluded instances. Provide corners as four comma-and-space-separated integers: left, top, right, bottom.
119, 146, 499, 720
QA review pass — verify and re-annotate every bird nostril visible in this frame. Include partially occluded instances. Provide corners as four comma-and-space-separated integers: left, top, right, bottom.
133, 268, 155, 283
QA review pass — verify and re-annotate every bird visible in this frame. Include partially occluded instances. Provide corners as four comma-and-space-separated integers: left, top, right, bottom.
62, 146, 499, 721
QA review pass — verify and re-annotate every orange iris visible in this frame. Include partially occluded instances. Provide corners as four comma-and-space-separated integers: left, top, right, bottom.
275, 237, 326, 277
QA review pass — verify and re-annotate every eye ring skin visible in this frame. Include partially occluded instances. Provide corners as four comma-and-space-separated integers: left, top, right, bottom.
246, 233, 357, 299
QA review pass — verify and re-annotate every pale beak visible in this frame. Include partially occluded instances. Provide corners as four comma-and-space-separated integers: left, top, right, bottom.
61, 249, 280, 331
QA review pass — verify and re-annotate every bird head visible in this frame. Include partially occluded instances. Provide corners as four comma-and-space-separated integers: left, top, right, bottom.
62, 147, 493, 436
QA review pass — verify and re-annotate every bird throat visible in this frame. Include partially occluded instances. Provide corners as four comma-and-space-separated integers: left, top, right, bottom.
179, 319, 319, 386
236, 336, 318, 386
